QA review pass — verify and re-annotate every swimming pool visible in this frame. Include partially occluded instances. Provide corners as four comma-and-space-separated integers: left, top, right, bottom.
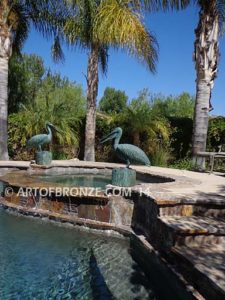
0, 209, 180, 299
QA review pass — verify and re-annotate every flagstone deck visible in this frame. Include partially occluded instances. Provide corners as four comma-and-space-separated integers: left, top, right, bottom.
0, 159, 225, 203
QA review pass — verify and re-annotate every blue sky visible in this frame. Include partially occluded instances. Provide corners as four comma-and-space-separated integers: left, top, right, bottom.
24, 5, 225, 116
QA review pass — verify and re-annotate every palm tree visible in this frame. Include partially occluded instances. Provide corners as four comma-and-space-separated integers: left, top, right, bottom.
122, 90, 170, 147
192, 0, 225, 169
0, 0, 63, 160
145, 0, 224, 169
64, 0, 158, 161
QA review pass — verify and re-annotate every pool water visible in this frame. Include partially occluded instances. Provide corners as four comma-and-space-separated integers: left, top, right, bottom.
36, 174, 147, 190
0, 209, 178, 300
37, 174, 112, 189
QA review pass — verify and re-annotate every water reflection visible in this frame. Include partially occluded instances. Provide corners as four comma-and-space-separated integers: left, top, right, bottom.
0, 210, 160, 299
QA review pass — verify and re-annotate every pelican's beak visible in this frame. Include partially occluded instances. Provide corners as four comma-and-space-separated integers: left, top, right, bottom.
100, 130, 117, 144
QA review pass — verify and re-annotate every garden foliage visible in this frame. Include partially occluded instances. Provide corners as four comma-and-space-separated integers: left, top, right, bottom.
8, 53, 225, 168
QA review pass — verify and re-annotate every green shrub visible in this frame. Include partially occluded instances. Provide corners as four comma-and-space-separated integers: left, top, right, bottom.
8, 73, 85, 160
151, 150, 171, 167
207, 117, 225, 151
169, 157, 193, 170
168, 117, 193, 159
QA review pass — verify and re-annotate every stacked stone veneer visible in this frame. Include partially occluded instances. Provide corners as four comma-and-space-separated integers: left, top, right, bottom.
2, 184, 225, 251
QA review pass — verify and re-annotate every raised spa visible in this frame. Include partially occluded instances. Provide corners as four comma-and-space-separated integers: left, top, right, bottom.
0, 167, 174, 193
32, 168, 174, 189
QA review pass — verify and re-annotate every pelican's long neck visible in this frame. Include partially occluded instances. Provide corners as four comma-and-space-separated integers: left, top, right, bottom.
47, 125, 52, 140
113, 132, 122, 149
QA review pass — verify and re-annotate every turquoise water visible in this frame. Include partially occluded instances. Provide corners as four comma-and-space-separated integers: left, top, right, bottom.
0, 209, 175, 300
36, 174, 147, 189
37, 174, 112, 189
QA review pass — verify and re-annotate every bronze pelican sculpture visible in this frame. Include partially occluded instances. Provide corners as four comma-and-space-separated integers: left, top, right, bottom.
27, 122, 59, 151
100, 127, 150, 167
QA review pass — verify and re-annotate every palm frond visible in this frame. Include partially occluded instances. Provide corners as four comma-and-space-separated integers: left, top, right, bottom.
25, 0, 66, 38
143, 0, 191, 11
63, 0, 95, 47
94, 0, 158, 72
3, 0, 70, 59
10, 3, 29, 53
98, 45, 109, 75
63, 16, 84, 46
51, 35, 65, 62
216, 0, 225, 31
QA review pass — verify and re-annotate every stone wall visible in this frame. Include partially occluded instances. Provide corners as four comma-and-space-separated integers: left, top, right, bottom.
3, 190, 135, 228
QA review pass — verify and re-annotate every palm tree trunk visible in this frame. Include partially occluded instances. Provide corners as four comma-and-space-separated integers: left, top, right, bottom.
84, 45, 99, 161
192, 1, 219, 170
0, 30, 12, 160
193, 79, 211, 169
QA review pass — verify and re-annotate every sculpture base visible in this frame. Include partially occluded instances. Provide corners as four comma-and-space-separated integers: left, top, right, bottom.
112, 168, 136, 187
35, 151, 52, 165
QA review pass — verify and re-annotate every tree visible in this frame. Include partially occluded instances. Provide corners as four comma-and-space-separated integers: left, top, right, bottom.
63, 0, 158, 161
8, 53, 45, 113
99, 87, 128, 113
122, 89, 170, 147
8, 70, 86, 159
192, 0, 225, 169
151, 92, 195, 118
0, 0, 63, 160
144, 0, 224, 169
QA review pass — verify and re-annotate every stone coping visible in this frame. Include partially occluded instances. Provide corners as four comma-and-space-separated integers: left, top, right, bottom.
0, 160, 225, 205
160, 215, 225, 235
172, 244, 225, 299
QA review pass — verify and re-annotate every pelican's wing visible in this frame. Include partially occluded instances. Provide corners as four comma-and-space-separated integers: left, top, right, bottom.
117, 144, 150, 166
26, 134, 47, 149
